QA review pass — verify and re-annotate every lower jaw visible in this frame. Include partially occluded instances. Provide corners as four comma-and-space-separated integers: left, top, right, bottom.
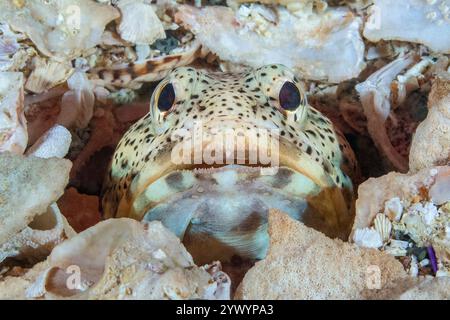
140, 165, 350, 264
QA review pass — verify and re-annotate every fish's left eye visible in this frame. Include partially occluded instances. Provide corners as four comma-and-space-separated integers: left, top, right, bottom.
157, 83, 176, 112
279, 81, 301, 111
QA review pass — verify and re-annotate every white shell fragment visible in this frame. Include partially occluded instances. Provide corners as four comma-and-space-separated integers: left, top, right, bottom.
364, 0, 450, 54
384, 240, 409, 257
25, 57, 74, 94
353, 166, 450, 233
0, 0, 120, 60
57, 71, 95, 129
0, 23, 21, 71
429, 169, 450, 205
0, 204, 74, 264
374, 213, 392, 243
27, 218, 231, 300
26, 125, 72, 159
117, 0, 166, 45
355, 54, 416, 172
175, 4, 365, 83
0, 72, 27, 154
352, 227, 383, 248
384, 197, 403, 222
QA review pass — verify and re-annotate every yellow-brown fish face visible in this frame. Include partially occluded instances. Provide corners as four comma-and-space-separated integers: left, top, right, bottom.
102, 64, 356, 263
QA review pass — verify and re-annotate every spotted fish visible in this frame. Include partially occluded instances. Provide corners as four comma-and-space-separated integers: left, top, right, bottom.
102, 64, 357, 263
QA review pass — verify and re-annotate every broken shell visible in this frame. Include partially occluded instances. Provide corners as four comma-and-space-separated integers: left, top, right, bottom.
0, 71, 27, 154
25, 124, 72, 159
429, 169, 450, 206
384, 239, 409, 257
117, 0, 166, 45
384, 197, 404, 222
0, 203, 75, 265
355, 54, 417, 172
364, 0, 450, 54
0, 23, 21, 71
25, 57, 74, 94
175, 4, 365, 83
402, 214, 427, 244
27, 218, 230, 300
374, 213, 392, 243
56, 71, 95, 129
353, 227, 383, 249
0, 0, 120, 60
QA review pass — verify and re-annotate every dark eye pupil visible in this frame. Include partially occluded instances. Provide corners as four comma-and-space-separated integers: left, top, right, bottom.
279, 82, 301, 111
158, 83, 175, 111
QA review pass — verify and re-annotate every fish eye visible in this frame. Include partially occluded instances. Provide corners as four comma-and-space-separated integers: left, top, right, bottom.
157, 83, 176, 112
279, 81, 301, 111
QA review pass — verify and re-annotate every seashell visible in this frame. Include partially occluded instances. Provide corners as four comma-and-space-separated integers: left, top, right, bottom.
403, 214, 427, 244
353, 227, 383, 249
0, 0, 120, 60
56, 71, 95, 129
384, 197, 404, 222
25, 125, 72, 159
374, 213, 392, 243
25, 57, 74, 94
355, 54, 416, 172
384, 239, 409, 257
384, 246, 407, 257
0, 71, 27, 154
421, 202, 439, 226
364, 0, 450, 54
117, 0, 166, 45
175, 4, 365, 83
26, 218, 231, 300
0, 23, 20, 71
0, 203, 74, 264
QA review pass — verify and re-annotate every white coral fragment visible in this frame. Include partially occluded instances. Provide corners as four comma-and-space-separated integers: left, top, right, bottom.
0, 0, 120, 60
0, 72, 27, 154
175, 4, 365, 83
364, 0, 450, 53
353, 227, 383, 248
26, 125, 72, 159
117, 0, 166, 45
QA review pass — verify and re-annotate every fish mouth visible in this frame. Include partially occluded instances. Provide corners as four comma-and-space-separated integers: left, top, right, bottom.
114, 139, 352, 263
140, 165, 323, 262
126, 164, 350, 264
120, 137, 336, 216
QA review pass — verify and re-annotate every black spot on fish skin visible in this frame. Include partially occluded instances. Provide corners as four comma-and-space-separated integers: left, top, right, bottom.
165, 172, 184, 190
272, 168, 294, 189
